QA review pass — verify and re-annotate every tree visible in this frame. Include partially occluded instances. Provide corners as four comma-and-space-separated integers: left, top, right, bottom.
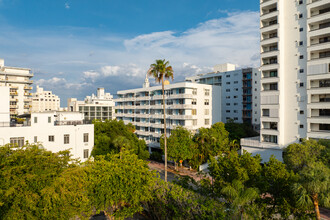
0, 144, 88, 220
208, 122, 230, 155
113, 136, 131, 159
208, 151, 262, 193
92, 120, 149, 160
161, 126, 193, 170
86, 150, 157, 219
284, 139, 330, 219
221, 180, 260, 219
148, 59, 174, 182
283, 139, 325, 172
293, 162, 330, 220
259, 156, 297, 218
225, 119, 259, 141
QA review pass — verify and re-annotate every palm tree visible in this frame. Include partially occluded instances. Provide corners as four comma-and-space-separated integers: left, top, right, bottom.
148, 59, 174, 182
113, 136, 131, 159
221, 180, 260, 219
293, 162, 330, 220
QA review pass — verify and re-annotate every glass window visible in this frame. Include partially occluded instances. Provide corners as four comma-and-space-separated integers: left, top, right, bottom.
84, 133, 89, 143
64, 134, 70, 144
49, 135, 55, 142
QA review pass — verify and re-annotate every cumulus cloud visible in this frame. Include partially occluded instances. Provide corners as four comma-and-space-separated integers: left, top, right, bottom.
65, 2, 70, 9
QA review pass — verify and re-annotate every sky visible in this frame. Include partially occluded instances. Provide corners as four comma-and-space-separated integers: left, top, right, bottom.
0, 0, 260, 106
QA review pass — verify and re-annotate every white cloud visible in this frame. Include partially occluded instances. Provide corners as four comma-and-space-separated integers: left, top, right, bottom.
0, 10, 260, 104
65, 2, 70, 9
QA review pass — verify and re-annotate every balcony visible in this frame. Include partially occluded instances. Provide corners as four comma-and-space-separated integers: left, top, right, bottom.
54, 120, 90, 126
10, 91, 18, 96
24, 86, 32, 90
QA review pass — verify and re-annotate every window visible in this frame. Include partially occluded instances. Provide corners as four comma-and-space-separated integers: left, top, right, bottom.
48, 116, 51, 123
234, 103, 238, 106
299, 69, 304, 73
234, 117, 238, 120
34, 136, 38, 143
226, 96, 230, 99
234, 81, 238, 84
226, 110, 231, 113
299, 27, 303, 32
226, 103, 230, 106
204, 89, 210, 96
226, 82, 230, 85
299, 41, 303, 46
192, 88, 197, 95
84, 133, 89, 143
84, 149, 89, 159
226, 89, 230, 92
300, 110, 304, 114
234, 96, 237, 98
192, 99, 197, 105
299, 0, 303, 4
234, 110, 238, 113
226, 75, 230, 78
34, 117, 38, 123
192, 109, 197, 115
64, 134, 70, 144
205, 119, 210, 125
204, 99, 209, 105
49, 135, 55, 142
235, 88, 238, 91
299, 82, 304, 87
299, 55, 304, 59
300, 124, 304, 128
10, 137, 24, 147
193, 120, 197, 126
299, 13, 303, 18
204, 109, 209, 115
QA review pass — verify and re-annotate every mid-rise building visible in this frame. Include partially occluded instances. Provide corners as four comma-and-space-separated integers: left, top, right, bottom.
0, 86, 94, 162
68, 88, 115, 122
186, 64, 261, 130
31, 86, 60, 112
241, 0, 330, 162
115, 78, 221, 151
0, 59, 33, 118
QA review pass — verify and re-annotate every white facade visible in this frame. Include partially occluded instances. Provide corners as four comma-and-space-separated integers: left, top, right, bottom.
241, 0, 330, 162
186, 65, 261, 130
31, 86, 60, 112
0, 110, 94, 162
0, 87, 10, 126
68, 88, 115, 122
115, 81, 221, 149
0, 59, 33, 117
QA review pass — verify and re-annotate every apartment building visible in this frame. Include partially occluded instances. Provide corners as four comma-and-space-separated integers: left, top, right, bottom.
241, 0, 330, 162
115, 79, 221, 150
186, 64, 261, 130
31, 86, 60, 112
68, 88, 115, 122
0, 59, 33, 118
0, 87, 94, 161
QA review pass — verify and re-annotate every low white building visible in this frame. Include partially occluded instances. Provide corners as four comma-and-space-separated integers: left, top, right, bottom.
115, 77, 221, 151
0, 86, 94, 162
31, 85, 60, 112
68, 88, 115, 122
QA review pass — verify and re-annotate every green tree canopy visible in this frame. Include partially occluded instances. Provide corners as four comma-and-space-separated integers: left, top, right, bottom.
92, 119, 149, 160
0, 144, 88, 220
161, 126, 193, 170
86, 150, 157, 219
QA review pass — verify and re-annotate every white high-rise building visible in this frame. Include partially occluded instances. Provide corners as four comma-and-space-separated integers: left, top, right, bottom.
115, 79, 221, 151
68, 88, 115, 122
31, 86, 60, 112
0, 59, 33, 118
241, 0, 330, 162
186, 64, 261, 130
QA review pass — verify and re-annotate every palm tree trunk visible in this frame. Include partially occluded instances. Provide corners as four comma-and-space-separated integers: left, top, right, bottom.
312, 194, 321, 220
162, 76, 167, 182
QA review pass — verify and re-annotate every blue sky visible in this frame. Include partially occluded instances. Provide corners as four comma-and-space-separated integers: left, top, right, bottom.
0, 0, 260, 106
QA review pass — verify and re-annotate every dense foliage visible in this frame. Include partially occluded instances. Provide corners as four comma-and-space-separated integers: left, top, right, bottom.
92, 119, 149, 160
225, 119, 259, 141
